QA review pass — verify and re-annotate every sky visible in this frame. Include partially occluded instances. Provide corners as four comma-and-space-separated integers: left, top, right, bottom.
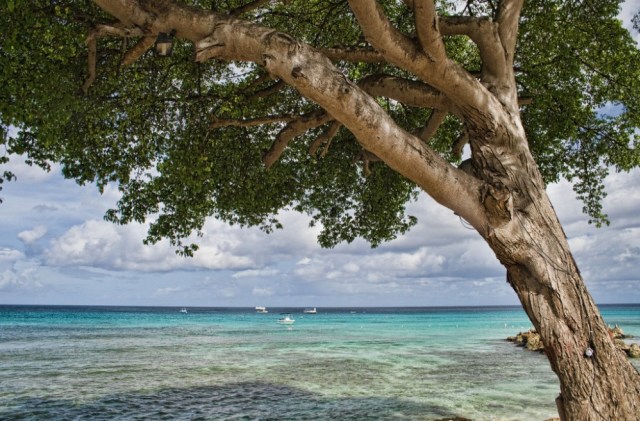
1, 5, 639, 308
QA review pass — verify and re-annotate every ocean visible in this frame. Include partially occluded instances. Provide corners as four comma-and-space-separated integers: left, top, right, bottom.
1, 305, 639, 421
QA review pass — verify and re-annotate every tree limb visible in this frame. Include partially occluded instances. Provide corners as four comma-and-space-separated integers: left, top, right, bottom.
245, 79, 285, 100
439, 16, 506, 81
417, 109, 447, 143
495, 0, 524, 68
91, 0, 490, 230
121, 35, 156, 67
82, 23, 144, 94
262, 109, 332, 168
309, 121, 342, 157
358, 74, 452, 110
210, 114, 295, 129
319, 46, 384, 63
230, 0, 271, 17
413, 0, 446, 59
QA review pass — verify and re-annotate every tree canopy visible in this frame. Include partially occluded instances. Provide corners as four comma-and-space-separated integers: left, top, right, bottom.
1, 0, 639, 255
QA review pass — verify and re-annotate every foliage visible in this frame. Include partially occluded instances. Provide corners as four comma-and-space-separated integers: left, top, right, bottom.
1, 0, 639, 251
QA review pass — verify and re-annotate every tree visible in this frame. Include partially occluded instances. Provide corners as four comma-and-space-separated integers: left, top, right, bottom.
1, 0, 639, 419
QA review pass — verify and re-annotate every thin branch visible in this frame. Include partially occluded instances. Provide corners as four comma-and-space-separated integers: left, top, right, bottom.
359, 74, 452, 111
246, 80, 285, 100
417, 110, 447, 143
309, 121, 342, 157
210, 114, 295, 129
83, 35, 97, 95
82, 23, 144, 94
121, 35, 156, 67
452, 131, 469, 160
230, 0, 271, 16
262, 109, 333, 168
320, 46, 384, 63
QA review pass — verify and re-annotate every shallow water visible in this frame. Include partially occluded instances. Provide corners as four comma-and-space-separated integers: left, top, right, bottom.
1, 305, 638, 420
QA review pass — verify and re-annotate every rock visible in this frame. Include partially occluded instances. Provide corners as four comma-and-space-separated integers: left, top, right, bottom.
508, 326, 637, 357
526, 332, 544, 352
610, 324, 627, 339
614, 338, 630, 352
506, 329, 544, 352
628, 343, 640, 358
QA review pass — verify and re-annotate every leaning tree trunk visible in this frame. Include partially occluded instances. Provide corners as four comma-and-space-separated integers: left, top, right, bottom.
473, 128, 640, 420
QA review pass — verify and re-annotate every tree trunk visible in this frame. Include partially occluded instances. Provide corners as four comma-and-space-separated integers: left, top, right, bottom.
474, 131, 640, 420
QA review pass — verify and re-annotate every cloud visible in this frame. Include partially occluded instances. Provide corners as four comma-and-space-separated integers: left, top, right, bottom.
45, 219, 256, 272
155, 287, 182, 295
0, 248, 25, 262
233, 268, 279, 279
0, 260, 43, 292
18, 225, 48, 244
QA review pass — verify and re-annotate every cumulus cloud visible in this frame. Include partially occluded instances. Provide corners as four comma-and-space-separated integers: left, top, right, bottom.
18, 225, 48, 244
45, 219, 256, 272
0, 248, 25, 262
0, 260, 43, 292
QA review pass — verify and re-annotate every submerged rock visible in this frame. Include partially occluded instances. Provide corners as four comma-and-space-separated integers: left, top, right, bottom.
506, 329, 544, 352
507, 326, 638, 358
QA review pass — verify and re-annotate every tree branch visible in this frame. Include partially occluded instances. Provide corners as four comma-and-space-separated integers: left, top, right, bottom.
210, 114, 295, 129
82, 23, 144, 94
92, 0, 490, 230
439, 16, 506, 82
413, 0, 446, 59
495, 0, 524, 68
230, 0, 271, 17
417, 109, 447, 143
358, 74, 452, 110
121, 35, 156, 67
245, 79, 285, 100
319, 46, 384, 63
309, 121, 342, 157
262, 109, 332, 168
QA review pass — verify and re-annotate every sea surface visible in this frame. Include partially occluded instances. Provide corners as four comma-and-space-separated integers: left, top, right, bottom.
1, 305, 639, 421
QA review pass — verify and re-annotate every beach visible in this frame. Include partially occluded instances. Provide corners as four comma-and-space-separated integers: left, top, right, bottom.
1, 305, 638, 420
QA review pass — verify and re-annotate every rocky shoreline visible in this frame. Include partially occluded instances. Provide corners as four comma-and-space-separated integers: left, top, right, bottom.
506, 325, 640, 358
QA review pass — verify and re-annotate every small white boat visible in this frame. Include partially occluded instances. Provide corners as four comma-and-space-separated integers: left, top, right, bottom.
180, 308, 188, 314
303, 307, 317, 314
255, 306, 268, 313
277, 314, 295, 324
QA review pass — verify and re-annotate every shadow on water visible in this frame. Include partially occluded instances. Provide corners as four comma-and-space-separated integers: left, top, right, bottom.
3, 382, 468, 421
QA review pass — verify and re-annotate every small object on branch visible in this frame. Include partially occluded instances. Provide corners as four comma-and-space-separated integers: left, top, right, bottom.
154, 30, 176, 57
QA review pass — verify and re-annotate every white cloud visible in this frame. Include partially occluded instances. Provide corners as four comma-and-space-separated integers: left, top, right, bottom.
252, 287, 273, 297
232, 268, 279, 279
0, 248, 25, 262
44, 219, 256, 272
155, 287, 182, 295
0, 260, 43, 292
18, 225, 48, 244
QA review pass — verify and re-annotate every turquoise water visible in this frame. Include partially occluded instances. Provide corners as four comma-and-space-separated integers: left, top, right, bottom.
1, 305, 639, 420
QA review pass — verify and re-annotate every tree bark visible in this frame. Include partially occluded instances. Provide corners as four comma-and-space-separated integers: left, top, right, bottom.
473, 130, 640, 420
